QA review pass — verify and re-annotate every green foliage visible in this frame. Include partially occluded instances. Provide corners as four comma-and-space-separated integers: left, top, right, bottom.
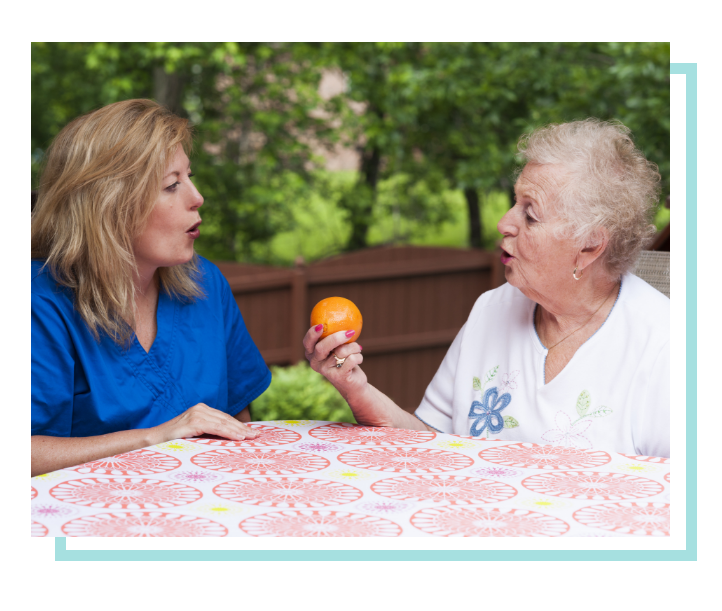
320, 42, 669, 250
250, 362, 356, 423
576, 390, 591, 417
32, 42, 337, 264
32, 42, 669, 261
503, 416, 519, 429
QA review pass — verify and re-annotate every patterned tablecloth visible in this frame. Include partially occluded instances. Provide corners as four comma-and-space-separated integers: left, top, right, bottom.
30, 421, 671, 537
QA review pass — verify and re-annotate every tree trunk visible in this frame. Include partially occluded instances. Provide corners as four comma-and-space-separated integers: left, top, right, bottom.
346, 145, 381, 251
464, 187, 482, 248
153, 67, 186, 115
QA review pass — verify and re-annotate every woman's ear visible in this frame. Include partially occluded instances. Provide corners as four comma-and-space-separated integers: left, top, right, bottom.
578, 228, 610, 269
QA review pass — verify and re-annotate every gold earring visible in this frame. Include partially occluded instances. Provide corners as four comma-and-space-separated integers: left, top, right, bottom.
572, 267, 583, 281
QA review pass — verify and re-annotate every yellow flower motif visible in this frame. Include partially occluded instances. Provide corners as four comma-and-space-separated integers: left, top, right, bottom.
435, 440, 477, 450
155, 441, 198, 452
616, 463, 658, 474
33, 471, 66, 482
193, 503, 244, 515
325, 469, 373, 480
276, 420, 313, 427
519, 496, 569, 510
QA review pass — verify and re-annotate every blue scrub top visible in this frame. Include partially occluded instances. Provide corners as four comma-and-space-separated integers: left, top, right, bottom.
31, 256, 272, 438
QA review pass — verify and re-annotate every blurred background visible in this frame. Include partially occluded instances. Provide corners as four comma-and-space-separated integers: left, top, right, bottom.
31, 42, 670, 422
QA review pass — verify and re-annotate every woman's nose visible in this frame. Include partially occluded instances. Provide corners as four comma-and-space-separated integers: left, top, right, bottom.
497, 207, 518, 236
190, 184, 204, 209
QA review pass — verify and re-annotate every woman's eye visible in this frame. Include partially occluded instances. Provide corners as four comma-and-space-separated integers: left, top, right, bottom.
165, 173, 194, 192
525, 211, 537, 224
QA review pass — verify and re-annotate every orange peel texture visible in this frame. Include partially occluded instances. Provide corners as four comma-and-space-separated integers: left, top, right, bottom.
310, 297, 363, 345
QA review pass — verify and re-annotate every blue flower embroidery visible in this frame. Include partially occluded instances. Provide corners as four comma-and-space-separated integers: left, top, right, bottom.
468, 386, 511, 437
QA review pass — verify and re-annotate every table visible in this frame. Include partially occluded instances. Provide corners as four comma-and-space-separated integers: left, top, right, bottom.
31, 421, 670, 537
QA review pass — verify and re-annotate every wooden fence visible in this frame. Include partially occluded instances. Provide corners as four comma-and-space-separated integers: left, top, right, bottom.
215, 246, 506, 413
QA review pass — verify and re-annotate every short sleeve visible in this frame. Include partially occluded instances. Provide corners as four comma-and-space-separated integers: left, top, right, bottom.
631, 341, 670, 458
218, 272, 272, 414
32, 293, 75, 437
414, 323, 466, 433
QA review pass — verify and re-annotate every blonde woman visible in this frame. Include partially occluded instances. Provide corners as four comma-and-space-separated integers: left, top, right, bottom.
31, 100, 270, 476
305, 119, 670, 458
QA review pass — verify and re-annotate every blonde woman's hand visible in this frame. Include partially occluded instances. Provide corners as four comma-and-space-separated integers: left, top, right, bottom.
152, 403, 259, 444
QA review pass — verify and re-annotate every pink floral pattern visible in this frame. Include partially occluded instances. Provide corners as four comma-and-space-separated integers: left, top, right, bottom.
618, 453, 671, 465
521, 471, 664, 501
309, 423, 435, 446
31, 521, 48, 537
31, 421, 669, 537
68, 449, 181, 475
337, 447, 473, 473
541, 411, 593, 449
499, 370, 520, 392
573, 502, 670, 536
191, 448, 329, 475
61, 511, 228, 537
238, 510, 402, 537
410, 506, 570, 537
479, 443, 611, 470
185, 424, 301, 447
49, 478, 202, 509
371, 475, 517, 504
213, 477, 363, 508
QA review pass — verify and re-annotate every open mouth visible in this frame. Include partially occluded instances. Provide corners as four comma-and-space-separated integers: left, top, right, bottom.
186, 220, 202, 239
500, 248, 514, 264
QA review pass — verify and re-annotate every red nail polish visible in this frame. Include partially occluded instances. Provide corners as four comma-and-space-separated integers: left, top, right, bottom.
315, 324, 323, 332
345, 330, 355, 338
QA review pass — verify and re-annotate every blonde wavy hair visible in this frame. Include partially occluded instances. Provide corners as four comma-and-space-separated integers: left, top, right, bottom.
32, 99, 204, 344
517, 118, 662, 279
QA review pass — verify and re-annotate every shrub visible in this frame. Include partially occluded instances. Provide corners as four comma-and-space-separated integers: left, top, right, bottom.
250, 361, 356, 423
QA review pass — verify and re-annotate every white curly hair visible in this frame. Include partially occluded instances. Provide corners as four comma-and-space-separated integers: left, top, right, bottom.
516, 118, 662, 279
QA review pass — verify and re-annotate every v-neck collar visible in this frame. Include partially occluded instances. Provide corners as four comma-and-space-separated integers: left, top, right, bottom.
530, 276, 624, 386
120, 289, 178, 398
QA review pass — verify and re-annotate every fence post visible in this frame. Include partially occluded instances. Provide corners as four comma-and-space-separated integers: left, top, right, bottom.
491, 247, 506, 289
290, 264, 308, 364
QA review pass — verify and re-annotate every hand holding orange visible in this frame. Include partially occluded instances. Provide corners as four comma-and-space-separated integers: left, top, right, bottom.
310, 297, 363, 345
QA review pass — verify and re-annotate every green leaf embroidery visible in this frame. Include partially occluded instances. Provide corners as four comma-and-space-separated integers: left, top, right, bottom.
473, 377, 481, 391
504, 416, 519, 429
576, 390, 591, 417
589, 407, 612, 418
483, 366, 499, 389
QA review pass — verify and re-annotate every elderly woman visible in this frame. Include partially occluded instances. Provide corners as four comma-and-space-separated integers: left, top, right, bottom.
304, 119, 669, 458
31, 99, 269, 476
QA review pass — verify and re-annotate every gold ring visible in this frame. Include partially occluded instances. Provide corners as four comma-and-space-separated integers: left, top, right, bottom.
331, 353, 346, 368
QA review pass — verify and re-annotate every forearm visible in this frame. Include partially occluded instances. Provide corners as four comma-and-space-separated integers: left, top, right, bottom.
31, 427, 163, 477
345, 383, 434, 432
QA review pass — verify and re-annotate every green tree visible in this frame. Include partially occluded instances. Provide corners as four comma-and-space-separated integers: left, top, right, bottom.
396, 42, 670, 248
32, 42, 339, 262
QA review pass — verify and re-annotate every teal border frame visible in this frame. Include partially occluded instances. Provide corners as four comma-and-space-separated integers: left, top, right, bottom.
54, 63, 696, 561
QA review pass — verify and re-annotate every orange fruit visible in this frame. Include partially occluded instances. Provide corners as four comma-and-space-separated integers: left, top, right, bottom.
310, 297, 363, 345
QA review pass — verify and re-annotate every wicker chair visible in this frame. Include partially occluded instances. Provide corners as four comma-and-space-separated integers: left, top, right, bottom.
631, 250, 670, 298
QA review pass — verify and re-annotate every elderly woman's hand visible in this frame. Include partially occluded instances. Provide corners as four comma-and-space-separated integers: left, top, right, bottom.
304, 325, 366, 397
303, 325, 435, 432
